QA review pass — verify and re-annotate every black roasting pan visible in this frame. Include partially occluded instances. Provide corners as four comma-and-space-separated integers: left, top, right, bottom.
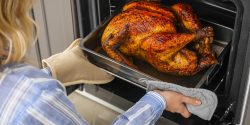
80, 13, 233, 89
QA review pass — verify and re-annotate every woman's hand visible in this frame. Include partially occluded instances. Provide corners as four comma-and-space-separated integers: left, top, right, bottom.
155, 90, 201, 118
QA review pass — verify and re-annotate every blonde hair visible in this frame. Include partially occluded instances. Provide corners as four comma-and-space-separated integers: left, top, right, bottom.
0, 0, 37, 65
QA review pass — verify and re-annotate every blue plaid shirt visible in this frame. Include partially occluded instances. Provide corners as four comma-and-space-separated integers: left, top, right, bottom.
0, 63, 165, 125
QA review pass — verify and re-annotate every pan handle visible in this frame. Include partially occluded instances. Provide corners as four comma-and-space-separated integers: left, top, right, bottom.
205, 59, 224, 85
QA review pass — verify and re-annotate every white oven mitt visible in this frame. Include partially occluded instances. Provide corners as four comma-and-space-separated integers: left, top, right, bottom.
139, 78, 218, 121
42, 38, 114, 86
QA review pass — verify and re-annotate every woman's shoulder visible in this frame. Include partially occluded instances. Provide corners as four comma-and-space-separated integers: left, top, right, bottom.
0, 63, 67, 124
1, 63, 49, 78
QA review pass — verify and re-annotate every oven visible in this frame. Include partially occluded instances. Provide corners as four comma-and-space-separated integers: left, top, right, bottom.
70, 0, 250, 124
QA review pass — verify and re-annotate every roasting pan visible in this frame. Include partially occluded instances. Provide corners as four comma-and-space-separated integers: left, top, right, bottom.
80, 15, 233, 89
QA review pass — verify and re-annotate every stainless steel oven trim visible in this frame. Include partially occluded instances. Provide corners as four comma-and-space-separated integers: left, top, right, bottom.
239, 69, 250, 125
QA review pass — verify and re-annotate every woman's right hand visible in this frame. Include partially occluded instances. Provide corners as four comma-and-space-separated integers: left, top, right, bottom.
155, 90, 201, 118
42, 38, 114, 86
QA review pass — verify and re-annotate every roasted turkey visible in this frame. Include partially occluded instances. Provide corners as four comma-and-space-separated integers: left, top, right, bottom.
101, 1, 217, 76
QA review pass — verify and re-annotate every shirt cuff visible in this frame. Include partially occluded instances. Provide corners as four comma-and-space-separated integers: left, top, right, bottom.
140, 91, 166, 110
41, 67, 52, 76
150, 91, 166, 109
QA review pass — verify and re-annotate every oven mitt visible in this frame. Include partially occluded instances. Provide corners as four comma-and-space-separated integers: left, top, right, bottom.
42, 38, 114, 86
139, 78, 218, 121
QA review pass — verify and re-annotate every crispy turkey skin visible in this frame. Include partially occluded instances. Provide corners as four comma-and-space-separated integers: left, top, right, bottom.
101, 1, 217, 76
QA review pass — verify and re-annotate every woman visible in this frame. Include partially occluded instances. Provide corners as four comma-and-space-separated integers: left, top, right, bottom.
0, 0, 201, 124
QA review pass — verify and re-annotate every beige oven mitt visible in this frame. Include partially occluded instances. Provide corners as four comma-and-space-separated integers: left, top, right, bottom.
42, 38, 114, 86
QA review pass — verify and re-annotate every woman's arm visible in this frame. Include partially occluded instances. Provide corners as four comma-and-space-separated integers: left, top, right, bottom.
112, 91, 166, 125
112, 90, 201, 125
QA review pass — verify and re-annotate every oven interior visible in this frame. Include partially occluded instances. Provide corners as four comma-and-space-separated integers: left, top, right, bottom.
72, 0, 245, 124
